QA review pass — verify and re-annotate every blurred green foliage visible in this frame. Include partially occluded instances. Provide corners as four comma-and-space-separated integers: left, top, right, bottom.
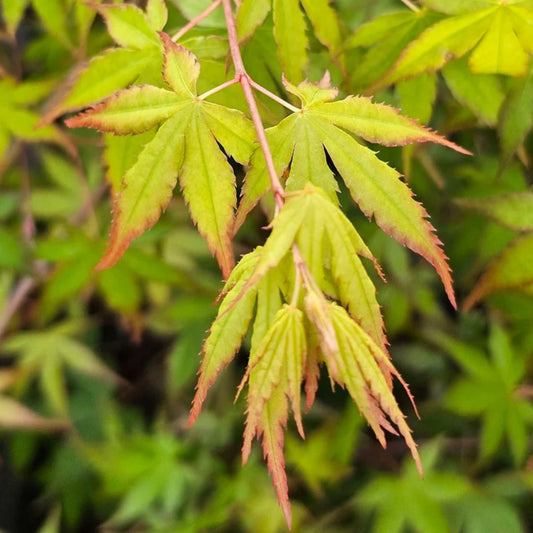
0, 0, 533, 531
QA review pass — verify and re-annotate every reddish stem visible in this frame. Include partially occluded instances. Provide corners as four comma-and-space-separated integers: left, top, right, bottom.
221, 0, 285, 210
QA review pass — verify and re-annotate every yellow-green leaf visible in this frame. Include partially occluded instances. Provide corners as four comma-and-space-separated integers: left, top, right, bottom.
95, 3, 160, 50
468, 8, 528, 75
237, 0, 271, 42
285, 117, 338, 200
308, 96, 469, 151
300, 0, 342, 54
179, 107, 236, 278
189, 249, 260, 424
44, 48, 158, 124
161, 32, 200, 98
377, 7, 495, 86
273, 0, 308, 83
326, 303, 422, 473
235, 114, 297, 232
202, 101, 256, 164
66, 86, 187, 134
442, 57, 504, 126
308, 116, 457, 308
146, 0, 167, 32
98, 109, 191, 270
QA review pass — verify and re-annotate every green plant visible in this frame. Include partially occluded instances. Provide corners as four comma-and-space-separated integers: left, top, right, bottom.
1, 1, 533, 531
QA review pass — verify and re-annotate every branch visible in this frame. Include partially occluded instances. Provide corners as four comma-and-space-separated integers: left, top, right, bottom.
221, 0, 285, 209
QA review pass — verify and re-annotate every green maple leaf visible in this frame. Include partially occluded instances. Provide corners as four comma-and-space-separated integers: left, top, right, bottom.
191, 185, 427, 525
1, 321, 119, 416
237, 0, 343, 82
236, 77, 469, 308
449, 484, 526, 533
347, 8, 442, 91
376, 0, 533, 90
83, 432, 194, 527
432, 325, 533, 464
358, 440, 469, 533
42, 0, 168, 123
66, 33, 256, 277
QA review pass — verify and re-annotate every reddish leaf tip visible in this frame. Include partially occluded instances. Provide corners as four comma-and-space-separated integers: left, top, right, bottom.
95, 233, 129, 271
64, 114, 87, 129
281, 500, 292, 530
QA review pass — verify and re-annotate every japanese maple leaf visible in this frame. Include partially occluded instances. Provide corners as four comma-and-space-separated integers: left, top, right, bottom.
375, 0, 533, 90
235, 77, 470, 308
66, 33, 255, 278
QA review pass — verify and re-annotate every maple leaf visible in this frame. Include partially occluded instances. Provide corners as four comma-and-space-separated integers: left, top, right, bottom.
1, 321, 119, 417
346, 8, 442, 91
42, 0, 168, 124
241, 304, 306, 528
375, 0, 533, 90
191, 185, 424, 525
236, 78, 469, 308
431, 325, 533, 464
359, 441, 469, 533
66, 33, 255, 278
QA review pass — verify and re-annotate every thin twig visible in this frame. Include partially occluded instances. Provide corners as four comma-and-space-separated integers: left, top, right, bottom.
400, 0, 420, 12
198, 77, 240, 100
221, 0, 285, 208
0, 276, 36, 342
172, 0, 223, 42
249, 79, 300, 114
